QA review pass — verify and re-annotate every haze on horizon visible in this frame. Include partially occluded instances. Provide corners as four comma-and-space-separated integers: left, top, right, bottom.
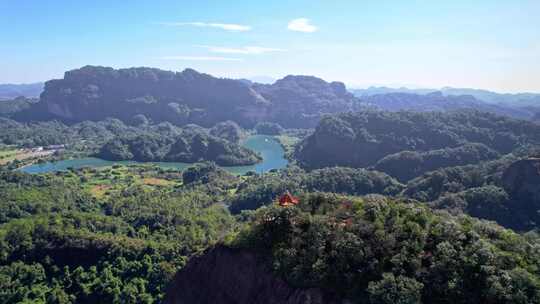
1, 0, 539, 93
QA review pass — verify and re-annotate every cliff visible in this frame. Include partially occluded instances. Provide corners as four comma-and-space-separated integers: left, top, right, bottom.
30, 66, 357, 128
163, 246, 338, 304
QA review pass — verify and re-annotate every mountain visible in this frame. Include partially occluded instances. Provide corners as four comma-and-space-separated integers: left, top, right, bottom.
352, 86, 540, 106
351, 86, 540, 104
34, 66, 268, 127
0, 83, 43, 100
351, 86, 436, 96
24, 66, 356, 128
252, 75, 357, 128
440, 87, 540, 106
361, 91, 533, 120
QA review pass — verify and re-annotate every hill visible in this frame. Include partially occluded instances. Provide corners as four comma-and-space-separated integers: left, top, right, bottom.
294, 110, 540, 173
166, 193, 540, 303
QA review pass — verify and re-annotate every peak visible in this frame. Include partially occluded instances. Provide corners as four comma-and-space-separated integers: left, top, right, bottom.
277, 75, 327, 83
181, 68, 202, 75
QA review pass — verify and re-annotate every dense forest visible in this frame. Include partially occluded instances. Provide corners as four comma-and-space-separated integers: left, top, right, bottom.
0, 165, 238, 303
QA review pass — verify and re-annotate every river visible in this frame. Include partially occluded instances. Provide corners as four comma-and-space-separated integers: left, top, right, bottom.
20, 135, 288, 175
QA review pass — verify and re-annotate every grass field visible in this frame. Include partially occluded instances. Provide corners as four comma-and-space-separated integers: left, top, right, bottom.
65, 165, 183, 199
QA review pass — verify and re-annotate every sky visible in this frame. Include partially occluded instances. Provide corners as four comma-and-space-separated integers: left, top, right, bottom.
1, 0, 539, 93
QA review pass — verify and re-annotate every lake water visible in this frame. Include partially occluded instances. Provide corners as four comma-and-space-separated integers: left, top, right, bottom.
20, 135, 288, 175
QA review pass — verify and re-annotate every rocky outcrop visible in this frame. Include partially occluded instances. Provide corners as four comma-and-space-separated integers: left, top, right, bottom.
31, 66, 358, 128
164, 246, 339, 304
38, 66, 268, 127
253, 76, 356, 128
502, 157, 540, 202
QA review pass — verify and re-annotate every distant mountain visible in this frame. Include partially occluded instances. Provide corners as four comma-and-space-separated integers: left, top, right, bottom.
352, 86, 540, 106
0, 83, 43, 100
362, 91, 534, 120
439, 87, 540, 105
352, 86, 436, 96
247, 75, 276, 84
24, 66, 356, 128
13, 67, 539, 127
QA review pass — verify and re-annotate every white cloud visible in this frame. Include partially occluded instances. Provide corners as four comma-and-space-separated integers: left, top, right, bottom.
159, 22, 251, 32
287, 18, 318, 33
159, 56, 243, 62
199, 45, 286, 55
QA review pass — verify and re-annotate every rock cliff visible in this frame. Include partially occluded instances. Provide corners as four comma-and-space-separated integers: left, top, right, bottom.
164, 246, 339, 304
31, 66, 357, 128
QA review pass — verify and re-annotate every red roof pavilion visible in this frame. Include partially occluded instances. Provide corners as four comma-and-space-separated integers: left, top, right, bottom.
278, 192, 299, 206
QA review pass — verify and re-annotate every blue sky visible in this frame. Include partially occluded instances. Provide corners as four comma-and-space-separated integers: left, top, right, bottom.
1, 0, 539, 92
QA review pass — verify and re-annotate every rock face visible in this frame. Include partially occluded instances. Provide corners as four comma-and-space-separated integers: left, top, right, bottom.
38, 66, 267, 127
502, 158, 540, 203
253, 76, 357, 128
164, 246, 338, 304
32, 66, 357, 128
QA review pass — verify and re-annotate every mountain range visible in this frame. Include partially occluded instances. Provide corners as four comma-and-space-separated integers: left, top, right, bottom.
3, 67, 540, 127
0, 83, 43, 100
352, 86, 540, 106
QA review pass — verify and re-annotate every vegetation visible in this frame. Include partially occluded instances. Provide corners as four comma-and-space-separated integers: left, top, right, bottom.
295, 110, 540, 170
233, 193, 540, 303
98, 129, 261, 166
0, 118, 261, 167
374, 143, 500, 182
2, 69, 540, 303
0, 166, 236, 303
229, 166, 403, 213
0, 97, 37, 117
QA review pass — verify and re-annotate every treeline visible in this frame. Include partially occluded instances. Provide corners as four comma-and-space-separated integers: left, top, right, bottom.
229, 166, 403, 213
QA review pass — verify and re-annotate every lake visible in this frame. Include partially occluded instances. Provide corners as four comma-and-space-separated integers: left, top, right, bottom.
20, 135, 288, 175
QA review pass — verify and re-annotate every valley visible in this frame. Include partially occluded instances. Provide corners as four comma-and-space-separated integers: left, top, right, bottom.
0, 66, 539, 304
